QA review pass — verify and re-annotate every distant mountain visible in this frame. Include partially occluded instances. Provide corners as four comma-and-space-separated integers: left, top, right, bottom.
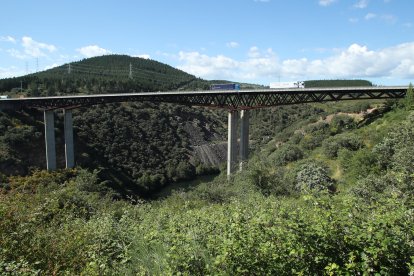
0, 55, 211, 96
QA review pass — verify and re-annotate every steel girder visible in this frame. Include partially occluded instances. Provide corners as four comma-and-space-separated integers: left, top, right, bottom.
0, 87, 407, 111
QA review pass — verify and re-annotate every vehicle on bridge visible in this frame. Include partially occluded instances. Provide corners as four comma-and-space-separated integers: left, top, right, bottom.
0, 95, 9, 99
210, 83, 240, 90
270, 81, 305, 89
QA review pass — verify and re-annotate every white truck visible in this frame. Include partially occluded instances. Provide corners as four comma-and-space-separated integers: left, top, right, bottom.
0, 95, 9, 99
269, 81, 305, 89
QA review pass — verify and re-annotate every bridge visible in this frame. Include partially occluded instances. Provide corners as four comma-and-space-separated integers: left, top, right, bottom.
0, 86, 408, 178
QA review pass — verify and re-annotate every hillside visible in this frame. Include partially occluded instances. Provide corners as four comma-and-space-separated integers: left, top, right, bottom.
0, 55, 227, 196
1, 88, 413, 274
0, 55, 211, 96
0, 57, 412, 272
0, 55, 380, 197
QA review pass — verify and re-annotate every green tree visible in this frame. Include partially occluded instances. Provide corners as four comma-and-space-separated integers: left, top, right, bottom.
404, 83, 414, 110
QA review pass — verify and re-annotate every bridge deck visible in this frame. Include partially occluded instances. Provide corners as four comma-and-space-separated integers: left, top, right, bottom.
0, 86, 408, 110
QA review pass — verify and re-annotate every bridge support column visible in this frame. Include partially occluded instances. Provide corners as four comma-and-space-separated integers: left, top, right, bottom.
227, 110, 239, 179
44, 110, 56, 171
239, 110, 249, 171
64, 109, 75, 169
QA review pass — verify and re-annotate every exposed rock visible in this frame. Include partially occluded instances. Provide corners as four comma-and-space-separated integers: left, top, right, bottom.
192, 142, 227, 166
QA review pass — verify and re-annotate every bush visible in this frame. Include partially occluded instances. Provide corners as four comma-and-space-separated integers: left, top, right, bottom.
294, 162, 334, 193
272, 143, 304, 165
247, 163, 293, 197
323, 133, 363, 158
329, 114, 357, 135
339, 148, 380, 182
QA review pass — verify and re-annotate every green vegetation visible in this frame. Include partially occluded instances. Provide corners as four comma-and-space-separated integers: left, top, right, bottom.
0, 55, 211, 96
1, 103, 413, 274
1, 97, 414, 274
0, 55, 413, 274
305, 79, 372, 88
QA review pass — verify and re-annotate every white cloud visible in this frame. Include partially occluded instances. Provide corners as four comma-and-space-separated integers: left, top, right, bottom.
319, 0, 337, 7
43, 63, 61, 71
134, 54, 151, 59
365, 13, 377, 20
365, 13, 397, 23
253, 0, 270, 2
77, 45, 111, 58
7, 49, 26, 59
349, 18, 359, 23
22, 36, 56, 57
176, 43, 414, 83
226, 42, 239, 48
0, 66, 25, 79
248, 46, 261, 58
354, 0, 369, 9
0, 36, 16, 43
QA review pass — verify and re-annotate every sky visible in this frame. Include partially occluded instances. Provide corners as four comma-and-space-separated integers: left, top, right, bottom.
0, 0, 413, 86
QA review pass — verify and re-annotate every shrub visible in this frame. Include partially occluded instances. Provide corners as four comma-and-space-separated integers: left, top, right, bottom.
247, 163, 293, 197
272, 143, 304, 165
329, 114, 357, 135
323, 133, 363, 158
295, 162, 334, 193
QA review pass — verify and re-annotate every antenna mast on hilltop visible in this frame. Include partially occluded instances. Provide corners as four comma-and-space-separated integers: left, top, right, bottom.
68, 63, 72, 74
129, 63, 133, 79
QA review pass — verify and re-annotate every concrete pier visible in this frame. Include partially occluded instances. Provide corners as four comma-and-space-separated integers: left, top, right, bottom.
239, 110, 249, 171
44, 110, 56, 171
227, 110, 239, 179
64, 109, 75, 168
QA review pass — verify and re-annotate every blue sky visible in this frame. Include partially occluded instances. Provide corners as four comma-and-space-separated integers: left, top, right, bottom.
0, 0, 413, 85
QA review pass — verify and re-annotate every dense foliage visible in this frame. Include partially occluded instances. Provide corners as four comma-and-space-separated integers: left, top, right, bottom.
1, 56, 412, 274
1, 98, 414, 274
305, 79, 372, 88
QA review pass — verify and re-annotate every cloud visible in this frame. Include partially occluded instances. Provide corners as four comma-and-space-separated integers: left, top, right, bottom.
44, 63, 61, 71
226, 42, 239, 48
21, 36, 56, 57
365, 13, 397, 23
354, 0, 369, 9
365, 13, 377, 20
248, 46, 260, 58
7, 49, 26, 59
319, 0, 337, 7
0, 36, 16, 43
253, 0, 270, 2
134, 54, 151, 59
0, 66, 25, 79
176, 43, 414, 83
77, 45, 111, 58
349, 18, 359, 23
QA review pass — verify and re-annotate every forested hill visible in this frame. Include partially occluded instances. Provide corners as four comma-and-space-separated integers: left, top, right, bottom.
305, 79, 372, 87
0, 55, 211, 96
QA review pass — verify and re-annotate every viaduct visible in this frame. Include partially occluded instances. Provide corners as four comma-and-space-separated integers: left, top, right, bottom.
0, 86, 408, 179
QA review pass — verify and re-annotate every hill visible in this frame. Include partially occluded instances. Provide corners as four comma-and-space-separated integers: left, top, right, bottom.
0, 55, 385, 197
0, 55, 211, 96
305, 79, 372, 87
0, 55, 228, 196
0, 86, 413, 274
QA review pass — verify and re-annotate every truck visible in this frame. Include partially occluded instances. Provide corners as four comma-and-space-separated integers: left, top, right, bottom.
0, 95, 9, 99
210, 83, 240, 90
269, 81, 305, 89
